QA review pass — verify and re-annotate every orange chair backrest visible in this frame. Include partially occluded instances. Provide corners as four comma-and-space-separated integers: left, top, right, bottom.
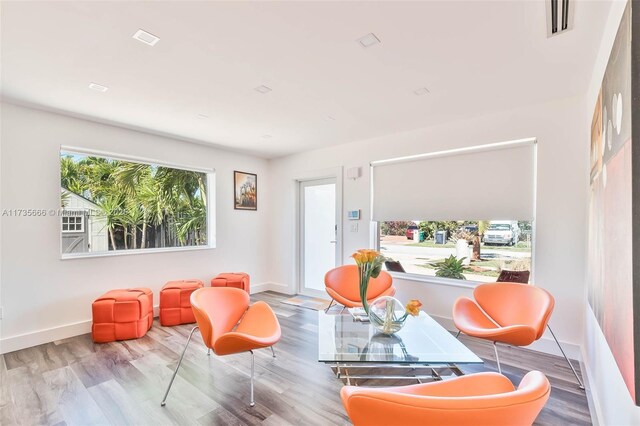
191, 287, 249, 349
474, 283, 554, 340
324, 265, 393, 303
343, 371, 550, 426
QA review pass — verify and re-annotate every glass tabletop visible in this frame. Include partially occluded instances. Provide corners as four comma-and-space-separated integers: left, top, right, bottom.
318, 311, 483, 364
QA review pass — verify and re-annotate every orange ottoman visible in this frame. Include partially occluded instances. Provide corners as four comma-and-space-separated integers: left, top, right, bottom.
92, 288, 153, 343
159, 279, 204, 326
210, 272, 250, 294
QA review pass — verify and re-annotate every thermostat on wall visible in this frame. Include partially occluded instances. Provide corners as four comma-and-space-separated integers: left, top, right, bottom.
347, 210, 360, 220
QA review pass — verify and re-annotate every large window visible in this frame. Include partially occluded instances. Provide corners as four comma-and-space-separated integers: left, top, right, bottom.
60, 149, 211, 257
371, 139, 536, 284
379, 220, 532, 282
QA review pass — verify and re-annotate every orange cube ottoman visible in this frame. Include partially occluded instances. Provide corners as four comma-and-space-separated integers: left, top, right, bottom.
92, 288, 153, 343
211, 272, 250, 294
159, 279, 204, 326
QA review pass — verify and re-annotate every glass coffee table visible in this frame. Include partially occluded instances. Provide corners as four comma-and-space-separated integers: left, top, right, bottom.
318, 310, 483, 385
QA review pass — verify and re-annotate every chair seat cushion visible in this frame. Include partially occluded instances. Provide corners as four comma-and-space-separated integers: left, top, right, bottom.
160, 279, 204, 326
92, 288, 153, 343
213, 301, 281, 355
453, 297, 537, 346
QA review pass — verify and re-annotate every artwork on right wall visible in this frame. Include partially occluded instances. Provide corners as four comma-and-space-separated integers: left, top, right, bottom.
587, 0, 639, 404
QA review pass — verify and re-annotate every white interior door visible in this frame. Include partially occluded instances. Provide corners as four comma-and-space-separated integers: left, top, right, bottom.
300, 178, 338, 297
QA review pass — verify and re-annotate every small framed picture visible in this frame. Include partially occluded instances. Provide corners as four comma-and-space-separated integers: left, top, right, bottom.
234, 171, 257, 210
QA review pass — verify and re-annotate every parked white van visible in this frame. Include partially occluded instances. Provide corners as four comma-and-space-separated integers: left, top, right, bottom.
483, 221, 520, 246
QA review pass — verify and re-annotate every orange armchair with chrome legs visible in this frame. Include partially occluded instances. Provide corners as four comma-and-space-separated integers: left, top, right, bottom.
161, 287, 281, 407
341, 371, 550, 426
324, 265, 395, 311
453, 282, 584, 389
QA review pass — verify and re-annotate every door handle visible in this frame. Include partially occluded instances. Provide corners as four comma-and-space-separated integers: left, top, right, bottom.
330, 240, 337, 243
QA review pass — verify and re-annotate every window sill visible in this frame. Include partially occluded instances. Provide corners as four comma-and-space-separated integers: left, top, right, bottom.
387, 271, 481, 289
60, 244, 215, 260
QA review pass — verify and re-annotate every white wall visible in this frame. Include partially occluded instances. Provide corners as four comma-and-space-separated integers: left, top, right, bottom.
0, 102, 271, 353
268, 94, 588, 358
581, 0, 640, 424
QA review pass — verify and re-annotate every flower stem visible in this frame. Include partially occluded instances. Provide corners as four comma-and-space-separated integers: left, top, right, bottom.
383, 301, 394, 334
359, 264, 370, 314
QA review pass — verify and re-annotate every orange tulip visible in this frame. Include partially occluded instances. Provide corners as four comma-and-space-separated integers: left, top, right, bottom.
351, 251, 365, 264
405, 299, 422, 316
351, 249, 381, 265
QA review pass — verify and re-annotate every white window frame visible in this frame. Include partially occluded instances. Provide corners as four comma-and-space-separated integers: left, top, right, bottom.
59, 146, 216, 260
61, 214, 85, 233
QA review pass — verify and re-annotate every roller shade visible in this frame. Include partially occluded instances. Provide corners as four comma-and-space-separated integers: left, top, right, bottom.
371, 139, 536, 221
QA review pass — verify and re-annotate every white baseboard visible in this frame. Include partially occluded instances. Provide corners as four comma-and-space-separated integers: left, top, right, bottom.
429, 314, 582, 361
1, 282, 280, 354
1, 320, 92, 354
251, 282, 294, 295
580, 352, 601, 426
251, 282, 275, 294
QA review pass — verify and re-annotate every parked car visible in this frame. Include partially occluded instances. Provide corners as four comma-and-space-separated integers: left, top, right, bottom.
461, 224, 478, 235
483, 221, 520, 246
406, 224, 419, 239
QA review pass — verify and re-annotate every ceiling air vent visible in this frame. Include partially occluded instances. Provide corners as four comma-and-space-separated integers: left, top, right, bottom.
546, 0, 573, 37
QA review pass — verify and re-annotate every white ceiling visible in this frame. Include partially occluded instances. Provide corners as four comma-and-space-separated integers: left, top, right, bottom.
1, 1, 612, 158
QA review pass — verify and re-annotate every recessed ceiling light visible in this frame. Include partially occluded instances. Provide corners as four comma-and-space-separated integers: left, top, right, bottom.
88, 82, 108, 92
262, 134, 272, 139
413, 87, 430, 96
357, 33, 381, 48
254, 85, 272, 94
133, 29, 160, 46
196, 114, 209, 119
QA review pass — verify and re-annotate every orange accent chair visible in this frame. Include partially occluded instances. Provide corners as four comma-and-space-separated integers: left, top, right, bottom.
324, 265, 395, 311
211, 272, 250, 294
161, 287, 281, 407
453, 282, 584, 389
159, 279, 204, 326
341, 371, 550, 426
92, 288, 153, 343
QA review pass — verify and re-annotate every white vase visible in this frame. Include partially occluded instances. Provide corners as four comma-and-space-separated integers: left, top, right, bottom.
455, 240, 471, 265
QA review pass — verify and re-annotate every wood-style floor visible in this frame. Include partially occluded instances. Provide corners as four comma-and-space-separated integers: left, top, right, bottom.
1, 291, 591, 425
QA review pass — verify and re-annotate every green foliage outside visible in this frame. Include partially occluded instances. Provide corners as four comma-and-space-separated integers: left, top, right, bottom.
380, 221, 479, 240
60, 153, 207, 250
379, 221, 415, 236
429, 255, 468, 280
418, 221, 460, 240
381, 220, 530, 244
